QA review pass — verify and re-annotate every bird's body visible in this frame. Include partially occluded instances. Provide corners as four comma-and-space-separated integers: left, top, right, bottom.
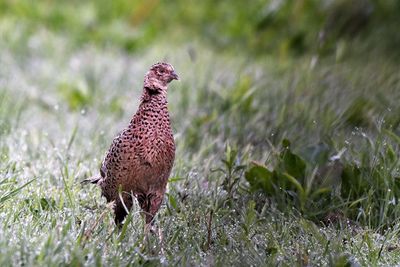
90, 62, 178, 226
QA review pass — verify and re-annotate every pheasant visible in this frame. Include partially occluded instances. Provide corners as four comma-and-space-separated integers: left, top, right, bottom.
87, 62, 179, 228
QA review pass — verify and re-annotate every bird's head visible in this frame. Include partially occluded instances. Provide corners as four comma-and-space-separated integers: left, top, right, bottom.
143, 62, 179, 93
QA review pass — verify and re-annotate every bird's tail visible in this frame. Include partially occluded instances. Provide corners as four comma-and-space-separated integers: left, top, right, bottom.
81, 175, 101, 185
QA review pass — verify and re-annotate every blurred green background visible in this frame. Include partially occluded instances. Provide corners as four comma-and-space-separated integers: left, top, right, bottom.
1, 0, 400, 58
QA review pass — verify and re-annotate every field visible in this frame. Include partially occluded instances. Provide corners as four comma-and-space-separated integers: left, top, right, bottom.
1, 1, 400, 266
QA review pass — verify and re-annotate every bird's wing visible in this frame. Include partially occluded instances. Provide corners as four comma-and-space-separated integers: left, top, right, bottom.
100, 131, 124, 180
100, 133, 122, 172
100, 127, 145, 180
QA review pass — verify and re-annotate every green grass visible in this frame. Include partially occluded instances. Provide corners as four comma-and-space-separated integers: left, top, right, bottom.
1, 1, 400, 266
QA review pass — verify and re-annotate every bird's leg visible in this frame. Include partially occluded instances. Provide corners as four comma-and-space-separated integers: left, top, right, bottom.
138, 194, 155, 233
148, 193, 167, 255
114, 202, 128, 227
114, 195, 133, 228
139, 193, 166, 255
138, 193, 155, 252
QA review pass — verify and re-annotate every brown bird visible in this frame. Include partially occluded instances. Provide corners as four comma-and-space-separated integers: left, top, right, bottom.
86, 62, 179, 229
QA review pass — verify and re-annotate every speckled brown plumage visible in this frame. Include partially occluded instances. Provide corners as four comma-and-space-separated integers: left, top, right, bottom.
90, 62, 178, 226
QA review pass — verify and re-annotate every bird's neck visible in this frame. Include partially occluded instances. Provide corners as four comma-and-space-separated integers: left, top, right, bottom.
129, 89, 169, 128
138, 88, 168, 112
128, 87, 171, 133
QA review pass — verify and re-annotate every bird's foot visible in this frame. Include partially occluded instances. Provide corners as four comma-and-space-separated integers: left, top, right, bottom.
144, 223, 157, 235
140, 223, 155, 253
158, 226, 165, 256
140, 223, 165, 257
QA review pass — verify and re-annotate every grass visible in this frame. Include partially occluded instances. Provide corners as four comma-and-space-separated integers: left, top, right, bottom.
1, 2, 400, 266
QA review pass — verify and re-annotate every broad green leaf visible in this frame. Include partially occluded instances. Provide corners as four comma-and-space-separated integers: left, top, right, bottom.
245, 164, 275, 194
279, 139, 306, 182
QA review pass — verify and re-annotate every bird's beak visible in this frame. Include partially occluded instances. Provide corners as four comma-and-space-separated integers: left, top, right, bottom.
171, 71, 179, 80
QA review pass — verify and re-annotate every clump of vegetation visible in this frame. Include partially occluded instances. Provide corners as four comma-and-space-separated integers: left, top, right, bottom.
245, 133, 400, 229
